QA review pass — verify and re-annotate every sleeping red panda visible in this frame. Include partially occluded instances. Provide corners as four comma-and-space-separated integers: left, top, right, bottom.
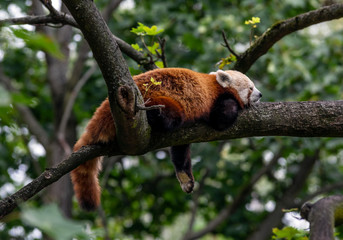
71, 68, 262, 211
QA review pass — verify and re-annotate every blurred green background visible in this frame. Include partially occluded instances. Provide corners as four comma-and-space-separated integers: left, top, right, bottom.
1, 0, 343, 239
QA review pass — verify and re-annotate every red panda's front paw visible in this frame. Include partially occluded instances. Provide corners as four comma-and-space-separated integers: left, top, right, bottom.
176, 171, 194, 193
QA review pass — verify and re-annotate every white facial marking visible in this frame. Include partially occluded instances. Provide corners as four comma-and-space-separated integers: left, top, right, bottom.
213, 70, 262, 106
250, 86, 262, 104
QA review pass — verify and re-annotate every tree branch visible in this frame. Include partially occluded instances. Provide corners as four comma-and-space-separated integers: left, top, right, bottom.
62, 0, 151, 154
1, 100, 343, 218
0, 14, 79, 28
149, 101, 343, 150
102, 0, 124, 22
234, 3, 343, 72
301, 195, 343, 240
68, 0, 125, 90
221, 30, 240, 59
301, 182, 343, 205
0, 143, 117, 219
0, 9, 156, 71
246, 150, 319, 240
57, 63, 98, 154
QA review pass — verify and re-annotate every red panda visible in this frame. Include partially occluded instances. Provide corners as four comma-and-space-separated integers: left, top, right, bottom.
71, 68, 262, 211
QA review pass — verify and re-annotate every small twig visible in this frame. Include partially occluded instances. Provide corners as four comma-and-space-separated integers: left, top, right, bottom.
136, 104, 165, 111
157, 37, 168, 68
39, 0, 60, 16
140, 36, 156, 64
57, 64, 97, 155
58, 64, 97, 137
221, 30, 240, 59
0, 15, 78, 28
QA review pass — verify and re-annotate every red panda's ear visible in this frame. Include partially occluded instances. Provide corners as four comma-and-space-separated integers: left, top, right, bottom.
215, 70, 232, 88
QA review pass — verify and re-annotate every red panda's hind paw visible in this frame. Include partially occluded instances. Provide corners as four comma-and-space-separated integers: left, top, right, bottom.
176, 171, 194, 193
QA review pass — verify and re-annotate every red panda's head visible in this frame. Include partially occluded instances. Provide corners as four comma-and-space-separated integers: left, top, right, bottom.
210, 70, 262, 107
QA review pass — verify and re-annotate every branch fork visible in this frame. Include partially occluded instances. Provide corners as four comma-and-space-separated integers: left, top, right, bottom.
116, 85, 165, 116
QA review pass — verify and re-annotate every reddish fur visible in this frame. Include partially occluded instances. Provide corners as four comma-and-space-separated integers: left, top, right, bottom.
71, 68, 246, 210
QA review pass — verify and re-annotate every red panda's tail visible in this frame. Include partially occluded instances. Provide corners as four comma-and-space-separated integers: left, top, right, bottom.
71, 99, 115, 211
70, 136, 102, 211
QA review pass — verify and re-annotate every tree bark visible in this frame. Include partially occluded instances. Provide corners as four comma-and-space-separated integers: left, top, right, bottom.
149, 101, 343, 150
246, 151, 318, 240
301, 195, 343, 240
62, 0, 151, 155
234, 3, 343, 72
1, 100, 343, 218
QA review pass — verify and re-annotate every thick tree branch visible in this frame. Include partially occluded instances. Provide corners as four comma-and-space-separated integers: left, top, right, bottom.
301, 195, 343, 240
149, 101, 343, 150
68, 0, 125, 90
234, 3, 343, 72
62, 0, 151, 154
0, 144, 117, 219
1, 101, 342, 218
60, 1, 126, 150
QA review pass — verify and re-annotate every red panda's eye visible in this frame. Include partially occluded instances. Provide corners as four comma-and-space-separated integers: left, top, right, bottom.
250, 87, 253, 91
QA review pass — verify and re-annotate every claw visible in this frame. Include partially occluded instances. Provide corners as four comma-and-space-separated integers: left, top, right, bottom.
176, 171, 194, 193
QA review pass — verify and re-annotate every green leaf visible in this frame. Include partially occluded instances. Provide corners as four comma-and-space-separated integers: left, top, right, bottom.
272, 227, 308, 240
147, 42, 160, 55
11, 92, 38, 107
131, 43, 143, 51
131, 22, 164, 36
21, 204, 89, 240
131, 22, 148, 36
10, 28, 64, 59
144, 25, 164, 36
155, 61, 164, 68
217, 54, 237, 69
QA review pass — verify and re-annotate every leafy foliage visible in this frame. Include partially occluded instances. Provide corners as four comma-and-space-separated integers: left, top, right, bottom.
130, 22, 165, 67
1, 0, 343, 240
272, 226, 308, 240
10, 28, 64, 60
130, 22, 164, 36
21, 204, 92, 240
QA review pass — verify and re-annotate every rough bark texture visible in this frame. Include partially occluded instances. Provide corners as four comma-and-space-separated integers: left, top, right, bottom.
245, 151, 318, 240
1, 101, 343, 218
62, 0, 151, 155
1, 2, 343, 237
149, 101, 343, 150
301, 195, 343, 240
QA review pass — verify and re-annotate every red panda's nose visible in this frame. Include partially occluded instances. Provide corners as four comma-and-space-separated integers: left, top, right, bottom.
259, 92, 262, 98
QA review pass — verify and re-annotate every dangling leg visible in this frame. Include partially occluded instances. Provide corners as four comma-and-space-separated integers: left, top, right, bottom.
170, 144, 194, 193
145, 97, 193, 192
